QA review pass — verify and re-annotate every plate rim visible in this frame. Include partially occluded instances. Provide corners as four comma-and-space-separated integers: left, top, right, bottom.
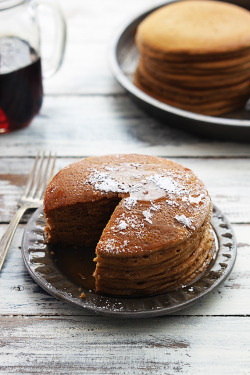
21, 204, 237, 318
109, 0, 250, 129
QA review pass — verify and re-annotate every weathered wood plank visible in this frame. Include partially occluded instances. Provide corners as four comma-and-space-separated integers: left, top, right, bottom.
0, 97, 250, 157
0, 315, 249, 374
0, 0, 249, 371
0, 224, 249, 317
0, 157, 249, 223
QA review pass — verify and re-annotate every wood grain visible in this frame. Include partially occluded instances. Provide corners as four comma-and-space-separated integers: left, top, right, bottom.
0, 97, 250, 157
0, 0, 249, 372
0, 315, 249, 374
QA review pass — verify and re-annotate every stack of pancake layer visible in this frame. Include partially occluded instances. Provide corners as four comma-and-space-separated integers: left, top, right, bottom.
135, 0, 250, 116
44, 154, 215, 297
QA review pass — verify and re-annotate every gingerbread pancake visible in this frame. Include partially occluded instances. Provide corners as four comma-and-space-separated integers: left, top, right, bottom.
44, 154, 215, 296
135, 1, 250, 56
134, 1, 250, 116
135, 67, 249, 116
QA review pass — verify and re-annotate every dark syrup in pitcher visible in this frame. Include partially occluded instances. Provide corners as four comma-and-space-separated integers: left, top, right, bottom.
0, 37, 43, 133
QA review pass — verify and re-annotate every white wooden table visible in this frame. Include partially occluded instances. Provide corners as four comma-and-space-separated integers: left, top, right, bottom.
0, 1, 250, 373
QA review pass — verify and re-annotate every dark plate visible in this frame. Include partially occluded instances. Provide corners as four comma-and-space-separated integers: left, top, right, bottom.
21, 205, 236, 318
109, 0, 250, 141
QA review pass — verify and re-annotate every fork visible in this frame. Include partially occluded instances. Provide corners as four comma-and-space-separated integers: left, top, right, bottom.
0, 152, 56, 272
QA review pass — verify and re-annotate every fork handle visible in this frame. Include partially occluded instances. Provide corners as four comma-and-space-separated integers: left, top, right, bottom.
0, 206, 27, 272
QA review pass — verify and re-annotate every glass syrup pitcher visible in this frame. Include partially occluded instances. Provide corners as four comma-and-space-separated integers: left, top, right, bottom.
0, 0, 66, 133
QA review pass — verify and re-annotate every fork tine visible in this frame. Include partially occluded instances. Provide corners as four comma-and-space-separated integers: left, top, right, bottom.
48, 153, 57, 183
36, 153, 56, 200
29, 152, 45, 198
35, 153, 51, 199
22, 152, 40, 198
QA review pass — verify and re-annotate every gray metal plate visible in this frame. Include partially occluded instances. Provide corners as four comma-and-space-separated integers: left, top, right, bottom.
109, 0, 250, 141
21, 205, 236, 318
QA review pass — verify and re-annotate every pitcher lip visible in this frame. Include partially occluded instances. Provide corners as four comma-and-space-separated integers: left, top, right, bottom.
0, 0, 27, 10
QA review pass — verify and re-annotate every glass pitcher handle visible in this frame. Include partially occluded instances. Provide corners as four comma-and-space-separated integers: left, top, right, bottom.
36, 0, 66, 78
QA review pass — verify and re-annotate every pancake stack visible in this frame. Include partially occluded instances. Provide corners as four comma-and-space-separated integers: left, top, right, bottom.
135, 0, 250, 116
44, 154, 214, 297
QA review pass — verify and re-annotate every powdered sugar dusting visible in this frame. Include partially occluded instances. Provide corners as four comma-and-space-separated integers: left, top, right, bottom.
146, 174, 187, 195
142, 209, 153, 224
182, 194, 205, 205
88, 169, 130, 193
83, 158, 210, 256
166, 199, 179, 207
123, 196, 138, 209
86, 161, 207, 240
117, 220, 127, 231
87, 166, 189, 207
151, 202, 160, 211
189, 194, 205, 204
142, 202, 160, 224
175, 214, 193, 229
104, 238, 116, 252
104, 166, 119, 172
130, 163, 141, 168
